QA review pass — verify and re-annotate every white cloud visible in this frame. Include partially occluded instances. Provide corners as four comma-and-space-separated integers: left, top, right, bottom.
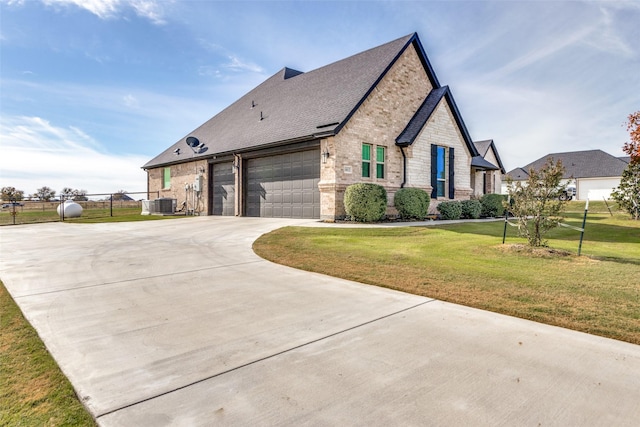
224, 55, 264, 73
0, 115, 149, 195
39, 0, 167, 25
129, 0, 166, 25
123, 94, 139, 108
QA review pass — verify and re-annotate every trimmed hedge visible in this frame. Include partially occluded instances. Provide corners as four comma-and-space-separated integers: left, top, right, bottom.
480, 193, 507, 217
394, 188, 430, 220
460, 199, 482, 219
344, 183, 387, 222
437, 200, 462, 220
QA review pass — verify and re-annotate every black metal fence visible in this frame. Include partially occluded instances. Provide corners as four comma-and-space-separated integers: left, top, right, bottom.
0, 192, 159, 226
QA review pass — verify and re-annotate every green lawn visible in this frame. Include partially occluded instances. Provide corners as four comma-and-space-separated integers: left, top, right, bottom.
0, 281, 96, 426
254, 202, 640, 344
0, 207, 186, 225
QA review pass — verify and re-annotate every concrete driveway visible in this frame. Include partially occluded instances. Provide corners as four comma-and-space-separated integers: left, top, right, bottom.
1, 217, 639, 426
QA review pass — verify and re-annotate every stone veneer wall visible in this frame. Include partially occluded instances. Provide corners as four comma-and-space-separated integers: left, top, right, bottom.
147, 159, 209, 214
483, 148, 502, 194
409, 98, 473, 212
320, 43, 433, 220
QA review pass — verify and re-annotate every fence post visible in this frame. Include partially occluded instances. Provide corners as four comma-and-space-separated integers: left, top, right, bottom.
502, 195, 510, 244
578, 199, 589, 256
110, 194, 113, 217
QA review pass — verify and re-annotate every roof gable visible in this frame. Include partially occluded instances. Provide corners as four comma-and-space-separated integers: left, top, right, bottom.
144, 33, 441, 169
473, 139, 506, 173
395, 85, 479, 158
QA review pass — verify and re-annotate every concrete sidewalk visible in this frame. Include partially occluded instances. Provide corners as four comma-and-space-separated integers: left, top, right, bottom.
1, 217, 639, 426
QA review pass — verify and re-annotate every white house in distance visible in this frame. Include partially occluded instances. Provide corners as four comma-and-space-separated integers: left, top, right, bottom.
504, 149, 629, 200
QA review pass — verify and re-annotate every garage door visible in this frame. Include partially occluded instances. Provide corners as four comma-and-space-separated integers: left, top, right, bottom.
246, 150, 320, 218
212, 162, 235, 216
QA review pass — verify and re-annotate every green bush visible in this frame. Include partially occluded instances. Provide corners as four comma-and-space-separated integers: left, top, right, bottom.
460, 199, 482, 219
394, 188, 431, 220
480, 193, 507, 217
344, 183, 387, 222
437, 201, 462, 220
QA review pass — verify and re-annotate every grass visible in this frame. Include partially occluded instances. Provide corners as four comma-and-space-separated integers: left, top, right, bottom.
0, 207, 186, 225
254, 201, 640, 344
0, 281, 96, 426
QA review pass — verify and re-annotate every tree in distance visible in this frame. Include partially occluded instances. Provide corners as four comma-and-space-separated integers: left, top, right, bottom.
1, 186, 25, 201
612, 111, 640, 220
33, 186, 56, 201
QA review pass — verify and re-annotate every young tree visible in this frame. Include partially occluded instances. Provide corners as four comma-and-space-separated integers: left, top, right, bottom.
505, 158, 569, 247
612, 111, 640, 220
33, 186, 56, 201
1, 186, 24, 201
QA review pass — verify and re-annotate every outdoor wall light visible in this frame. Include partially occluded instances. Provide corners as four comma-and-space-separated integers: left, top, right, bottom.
322, 148, 330, 164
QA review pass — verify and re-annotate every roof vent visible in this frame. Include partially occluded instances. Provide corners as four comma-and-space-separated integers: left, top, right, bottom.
260, 111, 264, 121
316, 122, 339, 129
251, 100, 255, 109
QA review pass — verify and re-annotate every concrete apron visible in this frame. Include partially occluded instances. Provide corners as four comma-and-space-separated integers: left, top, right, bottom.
0, 217, 638, 426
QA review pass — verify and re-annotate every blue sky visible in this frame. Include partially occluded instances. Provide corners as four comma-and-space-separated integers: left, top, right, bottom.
1, 0, 638, 196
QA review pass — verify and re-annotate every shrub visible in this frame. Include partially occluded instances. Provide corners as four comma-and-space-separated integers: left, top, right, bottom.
344, 183, 387, 222
437, 201, 462, 220
480, 193, 507, 217
394, 188, 430, 220
460, 199, 482, 219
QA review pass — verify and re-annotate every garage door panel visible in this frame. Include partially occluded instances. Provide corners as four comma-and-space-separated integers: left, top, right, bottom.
246, 150, 320, 219
212, 162, 235, 216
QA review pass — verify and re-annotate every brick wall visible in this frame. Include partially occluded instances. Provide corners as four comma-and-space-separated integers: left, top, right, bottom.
147, 159, 209, 214
409, 99, 473, 208
320, 43, 433, 219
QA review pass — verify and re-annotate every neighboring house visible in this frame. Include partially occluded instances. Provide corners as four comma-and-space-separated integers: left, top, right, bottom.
504, 149, 628, 200
143, 33, 503, 220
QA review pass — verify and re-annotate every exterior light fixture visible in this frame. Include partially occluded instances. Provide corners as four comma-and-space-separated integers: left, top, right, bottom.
322, 147, 330, 164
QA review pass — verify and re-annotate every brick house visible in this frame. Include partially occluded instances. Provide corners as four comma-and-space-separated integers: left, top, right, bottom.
143, 33, 503, 220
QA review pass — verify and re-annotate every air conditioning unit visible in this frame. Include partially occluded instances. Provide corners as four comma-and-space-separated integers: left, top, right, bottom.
147, 198, 175, 215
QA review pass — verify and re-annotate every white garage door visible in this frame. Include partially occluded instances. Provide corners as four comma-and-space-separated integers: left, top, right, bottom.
577, 178, 620, 201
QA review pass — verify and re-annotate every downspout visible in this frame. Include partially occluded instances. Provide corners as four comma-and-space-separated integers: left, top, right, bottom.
400, 146, 407, 188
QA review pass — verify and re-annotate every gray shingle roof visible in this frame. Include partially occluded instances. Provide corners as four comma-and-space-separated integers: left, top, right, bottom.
471, 156, 499, 170
144, 33, 432, 169
395, 85, 479, 157
505, 167, 530, 180
506, 149, 628, 180
473, 139, 505, 173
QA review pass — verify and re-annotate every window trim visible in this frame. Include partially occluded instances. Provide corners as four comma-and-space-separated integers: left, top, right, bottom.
162, 167, 171, 189
362, 143, 372, 178
376, 146, 385, 179
431, 144, 455, 199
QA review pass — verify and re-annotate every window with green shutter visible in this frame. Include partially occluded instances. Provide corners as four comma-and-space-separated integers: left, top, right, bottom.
376, 146, 385, 179
162, 167, 171, 189
362, 143, 371, 178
